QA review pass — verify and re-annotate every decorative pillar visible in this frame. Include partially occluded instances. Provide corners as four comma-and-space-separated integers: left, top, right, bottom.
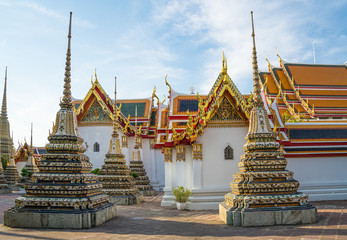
149, 139, 159, 190
175, 145, 186, 186
122, 136, 128, 148
192, 143, 203, 189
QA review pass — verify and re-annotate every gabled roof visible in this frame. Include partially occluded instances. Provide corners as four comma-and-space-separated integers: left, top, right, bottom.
171, 55, 251, 145
73, 76, 136, 136
260, 54, 347, 119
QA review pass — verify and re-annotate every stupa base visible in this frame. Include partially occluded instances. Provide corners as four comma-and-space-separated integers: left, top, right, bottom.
219, 202, 317, 227
0, 187, 12, 194
4, 203, 117, 229
109, 194, 141, 205
139, 189, 155, 196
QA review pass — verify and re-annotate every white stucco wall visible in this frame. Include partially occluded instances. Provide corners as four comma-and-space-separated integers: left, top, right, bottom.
78, 126, 115, 169
287, 156, 347, 200
199, 127, 248, 188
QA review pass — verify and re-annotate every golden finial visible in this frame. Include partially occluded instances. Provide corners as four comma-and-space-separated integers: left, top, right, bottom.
221, 51, 227, 74
59, 12, 73, 109
162, 94, 166, 104
94, 68, 98, 83
91, 75, 93, 85
250, 11, 263, 108
152, 85, 160, 106
164, 74, 171, 94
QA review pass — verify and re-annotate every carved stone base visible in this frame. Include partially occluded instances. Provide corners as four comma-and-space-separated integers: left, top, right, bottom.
109, 195, 141, 205
139, 189, 156, 196
219, 202, 317, 227
0, 188, 12, 194
4, 203, 117, 229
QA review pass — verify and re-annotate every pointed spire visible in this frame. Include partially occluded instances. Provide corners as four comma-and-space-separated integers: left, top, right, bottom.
30, 122, 33, 156
221, 52, 227, 74
112, 77, 119, 138
1, 67, 8, 117
251, 11, 263, 108
94, 69, 98, 83
60, 12, 73, 109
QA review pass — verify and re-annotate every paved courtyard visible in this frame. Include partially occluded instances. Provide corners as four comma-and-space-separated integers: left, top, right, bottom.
0, 192, 346, 240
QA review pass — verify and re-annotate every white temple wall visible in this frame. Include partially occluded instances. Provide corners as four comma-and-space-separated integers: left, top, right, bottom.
199, 127, 248, 188
78, 125, 113, 169
286, 156, 347, 201
154, 149, 165, 189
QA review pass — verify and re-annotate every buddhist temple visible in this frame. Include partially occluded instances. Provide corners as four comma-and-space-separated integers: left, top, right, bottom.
0, 67, 14, 160
0, 157, 11, 193
67, 12, 347, 210
72, 75, 163, 191
24, 123, 39, 177
4, 12, 117, 229
129, 110, 155, 196
14, 141, 45, 173
218, 12, 317, 226
98, 78, 140, 205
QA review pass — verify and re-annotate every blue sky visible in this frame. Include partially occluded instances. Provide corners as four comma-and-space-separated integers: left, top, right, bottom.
0, 0, 346, 146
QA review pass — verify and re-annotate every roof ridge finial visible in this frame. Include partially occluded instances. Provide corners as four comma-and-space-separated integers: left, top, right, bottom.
94, 68, 98, 83
59, 12, 73, 109
1, 66, 8, 117
251, 11, 263, 107
221, 52, 227, 74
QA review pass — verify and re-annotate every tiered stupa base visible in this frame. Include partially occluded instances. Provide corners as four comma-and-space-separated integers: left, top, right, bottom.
4, 203, 117, 229
0, 171, 11, 193
219, 195, 316, 226
0, 184, 11, 194
130, 160, 155, 196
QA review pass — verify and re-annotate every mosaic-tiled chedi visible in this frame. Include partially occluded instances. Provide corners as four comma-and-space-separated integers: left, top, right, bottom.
0, 158, 11, 193
219, 12, 316, 227
25, 124, 39, 177
4, 151, 19, 186
99, 79, 139, 205
129, 125, 155, 196
4, 12, 116, 229
0, 67, 14, 159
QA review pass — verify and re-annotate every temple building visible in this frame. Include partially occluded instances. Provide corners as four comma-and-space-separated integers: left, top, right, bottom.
0, 67, 14, 160
72, 75, 164, 191
14, 141, 45, 173
4, 12, 117, 229
65, 15, 347, 211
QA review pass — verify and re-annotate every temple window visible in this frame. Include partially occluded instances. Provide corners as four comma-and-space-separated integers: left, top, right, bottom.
93, 142, 100, 152
224, 145, 234, 160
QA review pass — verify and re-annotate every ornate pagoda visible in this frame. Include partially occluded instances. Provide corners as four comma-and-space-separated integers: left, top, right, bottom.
4, 149, 19, 187
98, 78, 140, 205
4, 12, 117, 229
129, 111, 155, 196
219, 12, 317, 226
0, 156, 11, 193
0, 67, 14, 160
25, 123, 39, 177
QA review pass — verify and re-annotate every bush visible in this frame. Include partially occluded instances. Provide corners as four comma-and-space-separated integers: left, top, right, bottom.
1, 157, 8, 170
172, 186, 191, 203
21, 168, 28, 177
130, 172, 139, 178
91, 168, 100, 175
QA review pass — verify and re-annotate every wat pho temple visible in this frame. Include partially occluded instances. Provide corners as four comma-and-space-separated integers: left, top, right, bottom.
0, 11, 346, 228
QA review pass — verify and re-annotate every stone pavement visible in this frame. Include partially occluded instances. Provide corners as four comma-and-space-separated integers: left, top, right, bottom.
0, 192, 346, 240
